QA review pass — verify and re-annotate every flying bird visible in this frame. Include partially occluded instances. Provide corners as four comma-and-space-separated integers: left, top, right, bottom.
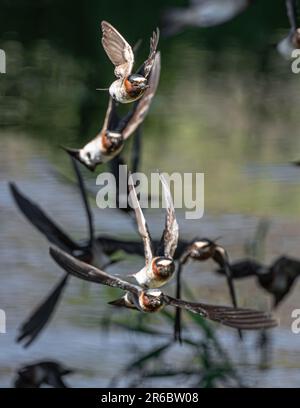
10, 157, 119, 347
162, 0, 253, 37
216, 255, 300, 308
14, 361, 74, 388
277, 0, 300, 59
174, 239, 240, 342
64, 52, 160, 171
108, 126, 143, 216
100, 21, 159, 104
49, 246, 278, 331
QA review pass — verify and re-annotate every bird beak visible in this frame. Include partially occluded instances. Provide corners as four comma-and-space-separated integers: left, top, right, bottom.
61, 146, 97, 172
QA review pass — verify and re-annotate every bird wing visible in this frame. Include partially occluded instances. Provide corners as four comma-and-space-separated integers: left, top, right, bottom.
157, 173, 179, 258
101, 21, 134, 79
119, 52, 161, 140
50, 246, 139, 294
137, 28, 160, 78
17, 275, 69, 348
286, 0, 298, 31
128, 174, 154, 264
9, 183, 80, 252
47, 372, 69, 388
70, 156, 94, 247
164, 295, 278, 330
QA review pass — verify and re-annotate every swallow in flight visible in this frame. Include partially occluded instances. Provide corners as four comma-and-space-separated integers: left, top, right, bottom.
10, 157, 118, 347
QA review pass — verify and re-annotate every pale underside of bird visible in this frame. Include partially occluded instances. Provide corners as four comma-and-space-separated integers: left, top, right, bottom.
278, 0, 300, 60
162, 0, 252, 36
64, 51, 160, 171
101, 21, 160, 104
49, 245, 278, 331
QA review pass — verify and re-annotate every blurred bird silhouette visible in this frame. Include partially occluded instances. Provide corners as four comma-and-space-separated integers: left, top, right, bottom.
277, 0, 300, 59
162, 0, 254, 37
49, 246, 277, 332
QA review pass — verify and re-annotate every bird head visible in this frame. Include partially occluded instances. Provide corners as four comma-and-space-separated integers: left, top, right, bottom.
153, 257, 175, 279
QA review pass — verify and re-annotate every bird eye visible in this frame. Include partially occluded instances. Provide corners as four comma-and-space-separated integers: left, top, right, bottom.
86, 152, 91, 160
